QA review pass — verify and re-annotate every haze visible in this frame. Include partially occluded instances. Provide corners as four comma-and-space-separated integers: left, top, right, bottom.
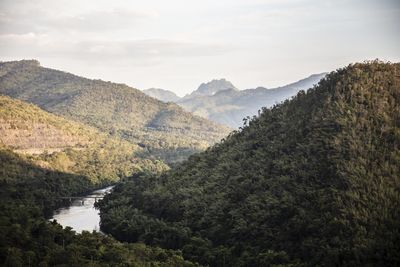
0, 0, 399, 96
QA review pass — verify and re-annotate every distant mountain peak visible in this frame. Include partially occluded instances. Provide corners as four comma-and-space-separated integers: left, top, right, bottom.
143, 88, 180, 102
187, 78, 238, 98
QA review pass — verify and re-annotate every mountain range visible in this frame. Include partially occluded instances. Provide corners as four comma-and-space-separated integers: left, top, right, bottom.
142, 74, 326, 128
0, 60, 230, 164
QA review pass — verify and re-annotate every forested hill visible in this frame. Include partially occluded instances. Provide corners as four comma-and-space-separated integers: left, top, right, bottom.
0, 95, 167, 184
0, 60, 230, 164
98, 61, 400, 266
0, 95, 198, 266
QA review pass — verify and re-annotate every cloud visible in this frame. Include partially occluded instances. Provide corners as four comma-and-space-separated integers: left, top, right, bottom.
0, 34, 233, 66
0, 0, 398, 94
0, 1, 158, 35
44, 8, 159, 33
0, 0, 232, 68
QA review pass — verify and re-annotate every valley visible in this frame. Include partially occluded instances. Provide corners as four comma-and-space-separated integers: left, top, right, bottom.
0, 60, 399, 266
1, 0, 398, 265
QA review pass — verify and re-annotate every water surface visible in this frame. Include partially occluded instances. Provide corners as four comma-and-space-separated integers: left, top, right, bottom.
51, 186, 113, 233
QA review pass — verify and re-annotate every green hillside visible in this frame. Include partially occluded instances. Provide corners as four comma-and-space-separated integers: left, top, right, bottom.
0, 95, 167, 184
97, 61, 400, 266
0, 60, 230, 164
0, 148, 198, 266
0, 96, 197, 266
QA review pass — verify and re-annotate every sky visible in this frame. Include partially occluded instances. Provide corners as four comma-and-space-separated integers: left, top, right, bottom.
0, 0, 399, 96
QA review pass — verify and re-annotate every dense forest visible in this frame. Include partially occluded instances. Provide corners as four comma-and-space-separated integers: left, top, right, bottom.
0, 60, 230, 164
0, 95, 198, 265
98, 61, 400, 266
0, 148, 198, 266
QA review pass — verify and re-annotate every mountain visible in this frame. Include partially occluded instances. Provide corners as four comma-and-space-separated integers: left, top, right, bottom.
0, 60, 230, 164
178, 73, 326, 127
183, 78, 238, 99
143, 88, 181, 102
98, 61, 400, 266
0, 95, 168, 183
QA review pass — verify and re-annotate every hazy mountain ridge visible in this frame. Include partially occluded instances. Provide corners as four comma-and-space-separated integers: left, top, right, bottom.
142, 74, 326, 128
0, 60, 231, 164
178, 73, 327, 127
98, 61, 400, 266
183, 78, 238, 99
143, 88, 181, 102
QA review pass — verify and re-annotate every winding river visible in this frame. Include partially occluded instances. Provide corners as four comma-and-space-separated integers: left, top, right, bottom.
50, 186, 114, 233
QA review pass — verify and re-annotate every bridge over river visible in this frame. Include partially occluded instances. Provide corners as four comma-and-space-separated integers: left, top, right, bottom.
50, 186, 114, 233
57, 196, 103, 204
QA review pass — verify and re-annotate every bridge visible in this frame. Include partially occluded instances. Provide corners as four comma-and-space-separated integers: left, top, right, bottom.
57, 196, 104, 204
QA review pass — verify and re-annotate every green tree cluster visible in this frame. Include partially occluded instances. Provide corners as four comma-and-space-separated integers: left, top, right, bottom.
0, 149, 198, 266
98, 61, 400, 266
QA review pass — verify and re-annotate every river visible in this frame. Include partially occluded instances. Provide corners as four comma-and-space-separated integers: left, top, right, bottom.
50, 186, 114, 233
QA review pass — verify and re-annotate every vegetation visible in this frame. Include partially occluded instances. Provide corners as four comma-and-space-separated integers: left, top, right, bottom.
0, 95, 168, 184
0, 149, 198, 266
0, 60, 224, 266
0, 96, 195, 265
0, 60, 230, 164
98, 61, 400, 266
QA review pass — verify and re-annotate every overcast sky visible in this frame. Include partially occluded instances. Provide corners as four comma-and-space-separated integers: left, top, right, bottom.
0, 0, 399, 96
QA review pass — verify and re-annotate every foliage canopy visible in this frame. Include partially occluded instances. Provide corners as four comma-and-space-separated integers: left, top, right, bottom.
98, 61, 400, 266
